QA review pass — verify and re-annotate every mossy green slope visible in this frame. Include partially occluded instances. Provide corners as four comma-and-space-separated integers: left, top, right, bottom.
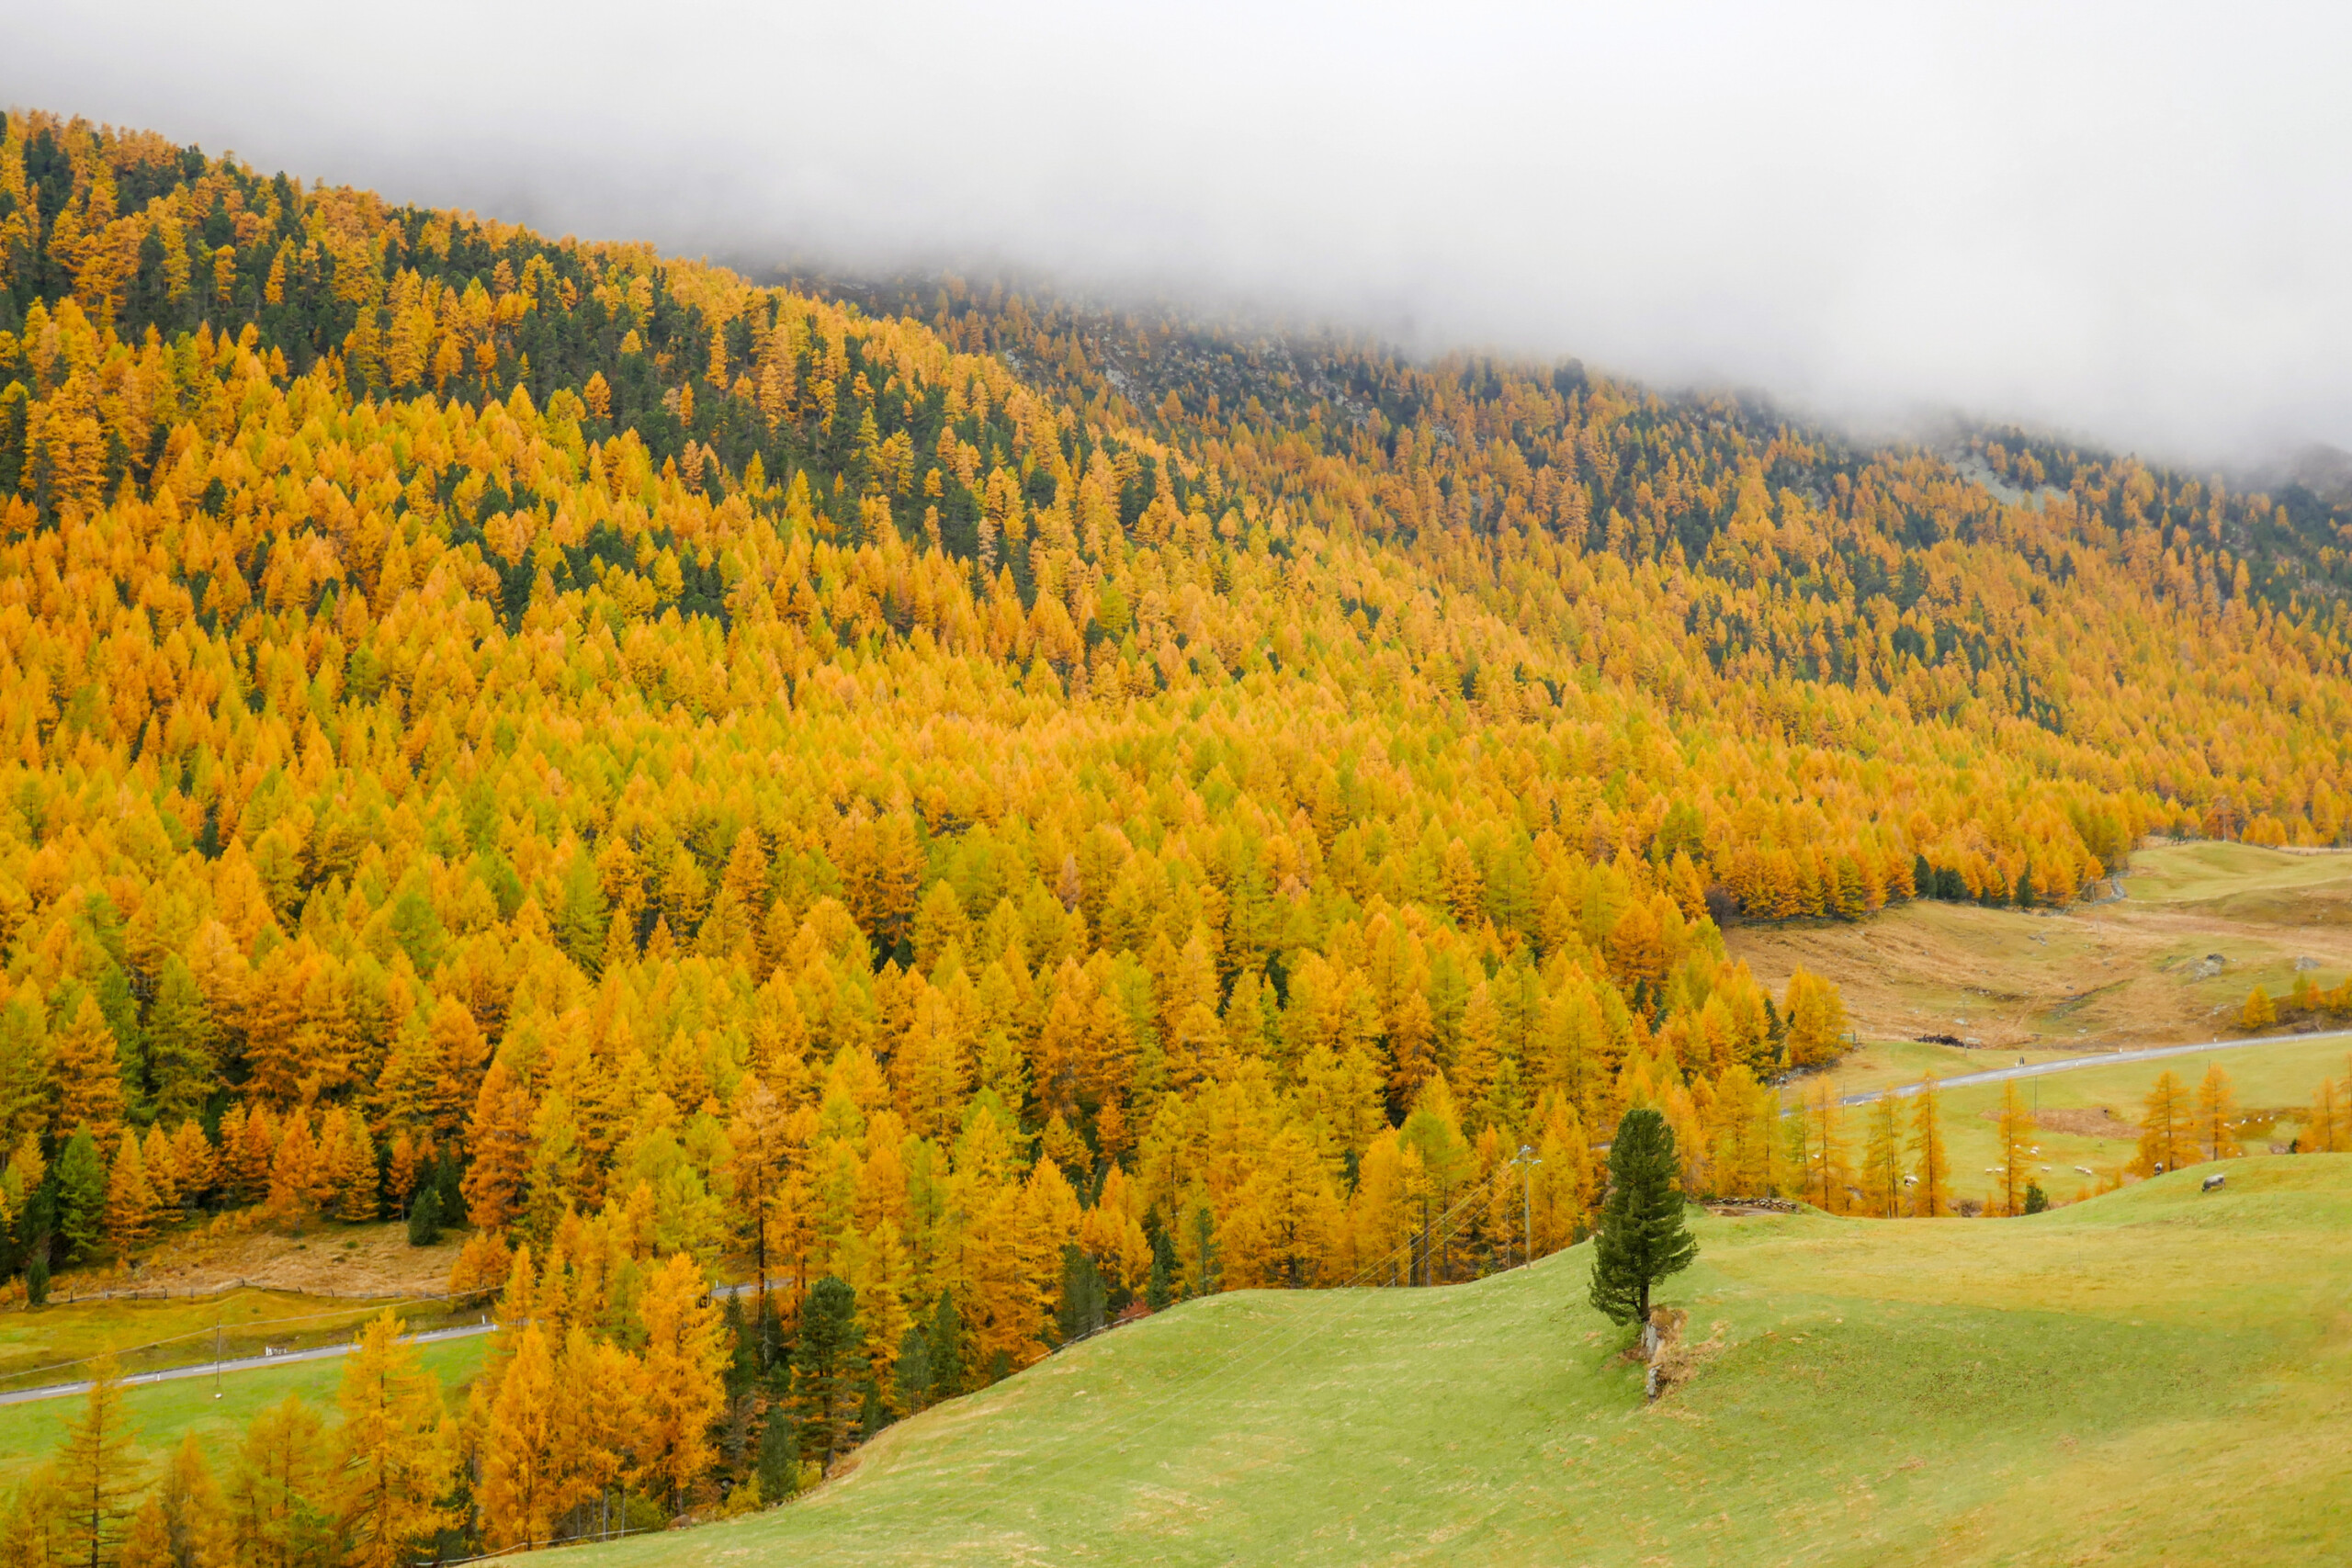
579, 1156, 2350, 1567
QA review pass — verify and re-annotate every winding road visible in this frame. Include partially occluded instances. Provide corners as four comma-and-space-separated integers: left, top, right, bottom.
0, 1280, 771, 1406
1831, 1027, 2351, 1107
0, 1323, 496, 1407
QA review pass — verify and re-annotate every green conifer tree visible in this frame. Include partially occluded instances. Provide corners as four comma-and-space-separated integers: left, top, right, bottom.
925, 1292, 964, 1404
891, 1325, 932, 1416
1055, 1244, 1106, 1345
1587, 1107, 1699, 1328
143, 955, 220, 1125
404, 1183, 442, 1247
54, 1128, 107, 1264
754, 1406, 799, 1504
1146, 1224, 1176, 1311
791, 1277, 865, 1469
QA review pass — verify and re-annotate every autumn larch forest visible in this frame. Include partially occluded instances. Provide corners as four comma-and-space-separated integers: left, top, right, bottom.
3, 107, 2351, 1551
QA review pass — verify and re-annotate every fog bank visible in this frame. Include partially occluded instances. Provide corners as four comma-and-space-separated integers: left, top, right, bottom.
13, 1, 2350, 462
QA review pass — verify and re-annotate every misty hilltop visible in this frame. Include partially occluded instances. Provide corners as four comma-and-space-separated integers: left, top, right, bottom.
6, 107, 2352, 930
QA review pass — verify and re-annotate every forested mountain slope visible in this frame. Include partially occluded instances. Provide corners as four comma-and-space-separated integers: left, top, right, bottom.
2, 107, 2351, 1538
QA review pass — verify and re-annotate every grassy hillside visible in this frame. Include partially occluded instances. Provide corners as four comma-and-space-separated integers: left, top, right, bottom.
1911, 1035, 2346, 1200
1758, 1032, 2347, 1211
565, 1157, 2352, 1567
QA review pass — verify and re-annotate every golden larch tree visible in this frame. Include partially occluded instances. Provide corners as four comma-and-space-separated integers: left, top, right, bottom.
1802, 1080, 1850, 1212
55, 993, 127, 1148
480, 1320, 560, 1550
334, 1310, 453, 1568
227, 1394, 331, 1565
2193, 1063, 2243, 1161
1994, 1081, 2035, 1216
2307, 1073, 2345, 1154
634, 1251, 729, 1515
1860, 1097, 1903, 1219
2137, 1069, 2198, 1177
103, 1129, 157, 1264
54, 1354, 143, 1567
1908, 1075, 1950, 1217
119, 1433, 229, 1568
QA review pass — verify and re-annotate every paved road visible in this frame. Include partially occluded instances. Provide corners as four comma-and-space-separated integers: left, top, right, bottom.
0, 1280, 771, 1406
1833, 1027, 2352, 1108
0, 1322, 498, 1406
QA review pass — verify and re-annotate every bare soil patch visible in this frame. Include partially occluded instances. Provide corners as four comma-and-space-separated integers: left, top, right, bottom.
2034, 1108, 2140, 1140
113, 1218, 466, 1300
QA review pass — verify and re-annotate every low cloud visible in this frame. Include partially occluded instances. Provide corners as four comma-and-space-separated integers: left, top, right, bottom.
15, 0, 2351, 462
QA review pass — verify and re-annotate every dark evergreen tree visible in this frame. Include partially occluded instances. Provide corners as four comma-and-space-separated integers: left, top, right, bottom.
435, 1152, 467, 1227
54, 1129, 107, 1264
926, 1291, 964, 1404
1189, 1205, 1221, 1297
755, 1291, 785, 1380
791, 1277, 865, 1468
1055, 1244, 1106, 1345
405, 1182, 442, 1247
17, 1171, 56, 1291
723, 1292, 757, 1399
755, 1405, 799, 1504
1146, 1223, 1176, 1312
891, 1325, 933, 1415
1587, 1107, 1699, 1328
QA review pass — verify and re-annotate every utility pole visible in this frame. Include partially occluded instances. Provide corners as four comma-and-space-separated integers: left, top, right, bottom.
1512, 1145, 1541, 1269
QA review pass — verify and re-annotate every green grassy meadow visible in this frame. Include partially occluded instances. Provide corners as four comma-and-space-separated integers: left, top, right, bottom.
0, 1335, 485, 1487
1933, 1036, 2352, 1192
0, 1288, 430, 1388
2120, 841, 2352, 913
1811, 1032, 2352, 1208
561, 1156, 2352, 1567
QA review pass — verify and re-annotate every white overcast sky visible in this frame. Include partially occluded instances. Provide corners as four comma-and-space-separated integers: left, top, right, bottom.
10, 2, 2351, 462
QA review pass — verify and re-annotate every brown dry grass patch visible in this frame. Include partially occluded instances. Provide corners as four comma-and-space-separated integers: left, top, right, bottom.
119, 1217, 466, 1300
2035, 1108, 2140, 1140
1728, 846, 2352, 1049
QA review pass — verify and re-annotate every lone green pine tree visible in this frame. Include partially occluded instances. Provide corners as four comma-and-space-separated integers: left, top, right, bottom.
1588, 1106, 1700, 1328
